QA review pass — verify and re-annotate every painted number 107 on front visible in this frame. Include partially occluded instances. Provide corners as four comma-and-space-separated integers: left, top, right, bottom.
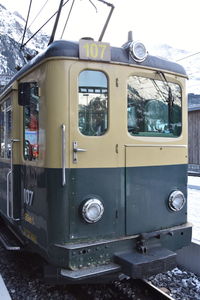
79, 40, 111, 62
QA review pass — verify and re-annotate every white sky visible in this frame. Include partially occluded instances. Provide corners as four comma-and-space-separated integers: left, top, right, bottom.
0, 0, 200, 52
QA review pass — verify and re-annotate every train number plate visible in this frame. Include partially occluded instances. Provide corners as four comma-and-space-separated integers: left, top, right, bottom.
79, 40, 111, 61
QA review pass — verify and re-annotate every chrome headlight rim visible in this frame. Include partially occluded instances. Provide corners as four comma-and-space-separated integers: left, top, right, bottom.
81, 198, 104, 223
168, 190, 186, 212
129, 41, 148, 62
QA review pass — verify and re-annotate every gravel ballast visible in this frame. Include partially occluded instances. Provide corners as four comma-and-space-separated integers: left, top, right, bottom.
0, 244, 200, 299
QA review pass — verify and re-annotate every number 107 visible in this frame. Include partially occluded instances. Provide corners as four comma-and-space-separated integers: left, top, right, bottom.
83, 43, 107, 59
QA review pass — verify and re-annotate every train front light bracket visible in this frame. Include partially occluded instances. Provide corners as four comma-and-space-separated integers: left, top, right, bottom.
168, 190, 186, 212
129, 41, 148, 62
82, 198, 104, 223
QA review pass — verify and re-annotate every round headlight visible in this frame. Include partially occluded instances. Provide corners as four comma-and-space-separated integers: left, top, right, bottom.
168, 191, 186, 211
82, 199, 104, 223
130, 41, 148, 62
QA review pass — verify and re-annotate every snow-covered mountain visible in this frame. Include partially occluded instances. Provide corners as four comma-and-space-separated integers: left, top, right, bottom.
0, 4, 49, 88
149, 43, 200, 96
148, 43, 200, 107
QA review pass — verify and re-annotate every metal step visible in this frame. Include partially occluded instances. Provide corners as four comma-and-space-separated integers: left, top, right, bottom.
0, 224, 22, 251
60, 263, 121, 280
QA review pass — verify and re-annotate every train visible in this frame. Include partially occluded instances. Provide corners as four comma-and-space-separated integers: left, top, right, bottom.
0, 35, 192, 283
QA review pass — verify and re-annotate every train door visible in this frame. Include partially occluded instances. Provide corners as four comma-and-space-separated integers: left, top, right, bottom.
125, 74, 184, 235
0, 96, 20, 221
68, 63, 122, 239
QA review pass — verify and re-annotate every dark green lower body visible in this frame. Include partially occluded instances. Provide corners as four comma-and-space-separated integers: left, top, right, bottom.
49, 221, 191, 282
0, 162, 192, 282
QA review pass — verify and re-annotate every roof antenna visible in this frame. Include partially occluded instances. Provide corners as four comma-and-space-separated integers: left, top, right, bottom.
48, 0, 64, 45
98, 0, 114, 41
128, 31, 133, 42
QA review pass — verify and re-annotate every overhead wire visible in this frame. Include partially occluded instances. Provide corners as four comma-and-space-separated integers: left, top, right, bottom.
28, 0, 49, 30
176, 51, 200, 62
22, 0, 70, 48
187, 71, 200, 76
18, 0, 49, 45
60, 0, 75, 39
88, 0, 98, 12
20, 0, 33, 49
20, 0, 114, 50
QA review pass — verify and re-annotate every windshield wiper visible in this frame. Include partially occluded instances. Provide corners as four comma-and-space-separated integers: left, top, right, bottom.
156, 71, 174, 106
156, 71, 174, 132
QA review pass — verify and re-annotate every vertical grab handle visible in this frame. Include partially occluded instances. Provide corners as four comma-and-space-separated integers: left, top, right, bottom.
6, 170, 12, 218
7, 139, 20, 220
61, 124, 66, 186
10, 139, 20, 221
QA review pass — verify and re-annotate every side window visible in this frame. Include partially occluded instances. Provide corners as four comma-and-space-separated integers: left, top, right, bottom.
0, 99, 12, 159
78, 70, 108, 136
127, 76, 182, 137
22, 82, 39, 160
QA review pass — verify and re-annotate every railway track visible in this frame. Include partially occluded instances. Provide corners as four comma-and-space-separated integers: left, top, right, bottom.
0, 242, 178, 299
112, 278, 175, 300
68, 278, 176, 300
140, 279, 175, 300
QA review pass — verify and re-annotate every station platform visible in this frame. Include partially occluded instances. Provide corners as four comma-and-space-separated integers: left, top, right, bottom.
0, 275, 11, 300
187, 176, 200, 245
176, 176, 200, 275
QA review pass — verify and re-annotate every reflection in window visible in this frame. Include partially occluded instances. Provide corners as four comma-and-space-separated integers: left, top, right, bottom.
0, 99, 12, 159
127, 76, 182, 137
78, 70, 108, 136
23, 82, 39, 160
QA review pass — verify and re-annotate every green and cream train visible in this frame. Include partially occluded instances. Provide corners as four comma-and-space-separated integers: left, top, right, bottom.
0, 38, 192, 282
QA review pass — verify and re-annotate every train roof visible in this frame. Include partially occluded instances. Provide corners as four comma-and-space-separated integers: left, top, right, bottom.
4, 40, 187, 89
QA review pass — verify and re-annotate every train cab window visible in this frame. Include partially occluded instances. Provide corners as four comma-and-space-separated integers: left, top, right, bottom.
22, 82, 39, 160
127, 76, 182, 137
0, 99, 12, 159
78, 70, 108, 136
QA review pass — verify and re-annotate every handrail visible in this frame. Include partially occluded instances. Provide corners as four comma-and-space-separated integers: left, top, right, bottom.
61, 124, 66, 186
6, 170, 12, 218
7, 139, 20, 221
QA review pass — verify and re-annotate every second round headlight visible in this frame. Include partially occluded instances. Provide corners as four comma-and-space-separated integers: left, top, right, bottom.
82, 198, 104, 223
168, 190, 186, 211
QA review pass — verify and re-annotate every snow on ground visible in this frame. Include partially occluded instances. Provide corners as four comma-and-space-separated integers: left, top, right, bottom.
188, 176, 200, 244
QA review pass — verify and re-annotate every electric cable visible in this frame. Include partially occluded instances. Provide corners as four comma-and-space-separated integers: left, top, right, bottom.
28, 0, 49, 30
18, 0, 49, 45
96, 0, 114, 7
176, 51, 200, 62
22, 0, 70, 48
89, 0, 98, 12
20, 0, 33, 49
60, 0, 75, 39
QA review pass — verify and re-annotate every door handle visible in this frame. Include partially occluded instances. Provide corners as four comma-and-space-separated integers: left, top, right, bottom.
74, 147, 87, 153
73, 141, 87, 163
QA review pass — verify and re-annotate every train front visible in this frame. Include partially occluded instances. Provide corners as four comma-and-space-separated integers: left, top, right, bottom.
20, 39, 192, 283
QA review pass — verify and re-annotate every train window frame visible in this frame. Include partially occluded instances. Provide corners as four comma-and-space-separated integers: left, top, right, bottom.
127, 75, 182, 138
78, 69, 109, 136
0, 98, 12, 159
21, 82, 40, 161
